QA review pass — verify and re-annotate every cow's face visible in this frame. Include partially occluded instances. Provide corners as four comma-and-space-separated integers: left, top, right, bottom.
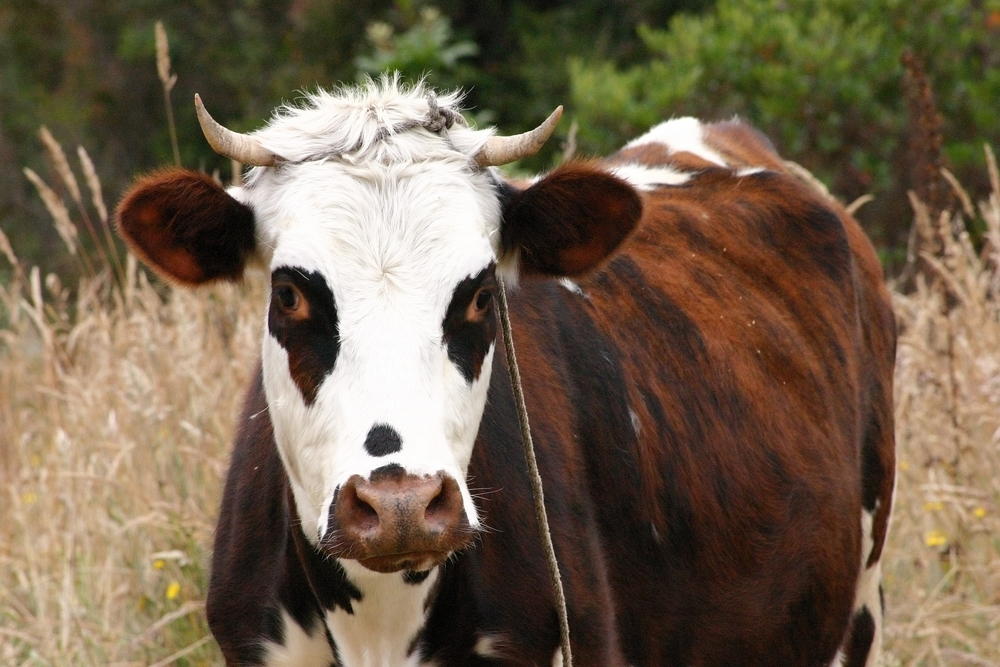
117, 83, 641, 575
250, 158, 502, 571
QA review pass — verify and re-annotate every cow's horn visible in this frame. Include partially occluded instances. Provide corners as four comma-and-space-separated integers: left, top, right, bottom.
195, 94, 278, 167
473, 106, 564, 168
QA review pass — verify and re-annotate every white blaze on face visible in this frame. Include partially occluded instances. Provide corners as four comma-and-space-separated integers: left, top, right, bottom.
242, 156, 502, 545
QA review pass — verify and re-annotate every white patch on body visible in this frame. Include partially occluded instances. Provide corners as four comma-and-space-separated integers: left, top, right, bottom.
834, 503, 886, 667
473, 634, 508, 659
735, 166, 767, 177
558, 278, 586, 297
326, 561, 439, 667
628, 407, 641, 436
609, 163, 692, 190
625, 117, 728, 167
260, 608, 335, 666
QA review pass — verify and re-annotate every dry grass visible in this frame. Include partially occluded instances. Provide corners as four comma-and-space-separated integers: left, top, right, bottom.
881, 151, 1000, 666
0, 141, 262, 665
2, 137, 1000, 666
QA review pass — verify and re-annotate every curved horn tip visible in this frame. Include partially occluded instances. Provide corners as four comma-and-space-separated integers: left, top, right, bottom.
474, 105, 565, 168
193, 93, 278, 167
530, 105, 564, 145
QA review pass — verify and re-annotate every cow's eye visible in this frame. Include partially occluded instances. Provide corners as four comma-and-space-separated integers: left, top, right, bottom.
274, 284, 300, 312
473, 288, 493, 313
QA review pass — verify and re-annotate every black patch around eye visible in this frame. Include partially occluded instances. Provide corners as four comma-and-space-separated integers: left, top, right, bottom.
364, 424, 403, 457
268, 266, 339, 405
442, 264, 497, 384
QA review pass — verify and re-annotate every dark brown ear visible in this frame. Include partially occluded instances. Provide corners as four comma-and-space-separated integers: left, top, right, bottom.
499, 162, 642, 276
115, 168, 257, 286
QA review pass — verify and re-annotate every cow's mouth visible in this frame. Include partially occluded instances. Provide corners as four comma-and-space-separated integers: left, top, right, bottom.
357, 551, 448, 574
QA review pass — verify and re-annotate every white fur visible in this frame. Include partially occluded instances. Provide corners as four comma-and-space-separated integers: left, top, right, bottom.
609, 163, 692, 190
260, 608, 335, 666
327, 561, 440, 666
851, 507, 884, 666
558, 278, 584, 296
473, 634, 508, 659
831, 503, 886, 667
628, 407, 641, 436
250, 76, 491, 170
624, 117, 728, 167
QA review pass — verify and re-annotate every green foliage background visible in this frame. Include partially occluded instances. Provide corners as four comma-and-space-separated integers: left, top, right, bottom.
1, 0, 998, 274
570, 0, 1000, 259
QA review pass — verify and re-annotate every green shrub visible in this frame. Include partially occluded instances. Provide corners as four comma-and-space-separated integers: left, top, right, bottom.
569, 0, 1000, 252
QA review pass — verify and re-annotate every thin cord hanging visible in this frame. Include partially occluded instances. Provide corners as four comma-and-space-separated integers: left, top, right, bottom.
496, 276, 573, 667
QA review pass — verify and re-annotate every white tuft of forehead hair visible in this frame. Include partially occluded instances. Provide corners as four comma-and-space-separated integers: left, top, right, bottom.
237, 73, 524, 284
246, 74, 494, 168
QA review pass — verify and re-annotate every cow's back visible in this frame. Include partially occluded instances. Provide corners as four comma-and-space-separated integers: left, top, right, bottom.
476, 121, 896, 665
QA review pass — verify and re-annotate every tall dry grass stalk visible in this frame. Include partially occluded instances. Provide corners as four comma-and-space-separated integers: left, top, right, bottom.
4, 132, 1000, 664
882, 146, 1000, 666
155, 21, 181, 168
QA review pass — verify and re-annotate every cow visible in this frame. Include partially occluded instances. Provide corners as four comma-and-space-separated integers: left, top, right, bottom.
116, 77, 896, 667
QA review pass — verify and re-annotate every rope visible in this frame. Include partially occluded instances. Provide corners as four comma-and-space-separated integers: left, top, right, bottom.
496, 276, 574, 667
349, 94, 469, 157
424, 93, 466, 133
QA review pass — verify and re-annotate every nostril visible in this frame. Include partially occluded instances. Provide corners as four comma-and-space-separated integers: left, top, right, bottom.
425, 486, 446, 520
424, 476, 461, 527
354, 498, 379, 529
340, 479, 381, 534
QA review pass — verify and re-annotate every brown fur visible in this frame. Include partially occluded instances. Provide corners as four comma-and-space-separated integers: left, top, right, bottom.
116, 168, 256, 286
502, 162, 643, 275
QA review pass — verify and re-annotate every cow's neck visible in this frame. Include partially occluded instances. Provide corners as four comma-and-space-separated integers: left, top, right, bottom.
326, 560, 438, 666
289, 493, 438, 666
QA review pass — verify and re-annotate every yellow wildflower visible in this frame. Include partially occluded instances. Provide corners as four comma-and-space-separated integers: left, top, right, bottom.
925, 530, 948, 548
973, 507, 987, 519
22, 492, 37, 505
923, 501, 944, 512
153, 559, 165, 570
166, 581, 181, 600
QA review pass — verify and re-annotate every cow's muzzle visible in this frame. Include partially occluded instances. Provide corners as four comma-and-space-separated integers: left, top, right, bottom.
322, 466, 475, 573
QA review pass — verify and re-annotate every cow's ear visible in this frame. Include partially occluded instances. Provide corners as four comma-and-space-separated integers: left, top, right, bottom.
116, 168, 257, 286
499, 163, 642, 276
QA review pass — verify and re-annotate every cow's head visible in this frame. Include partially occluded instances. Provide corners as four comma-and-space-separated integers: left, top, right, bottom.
117, 79, 641, 575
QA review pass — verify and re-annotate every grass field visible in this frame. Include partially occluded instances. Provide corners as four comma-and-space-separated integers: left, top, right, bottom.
1, 143, 999, 665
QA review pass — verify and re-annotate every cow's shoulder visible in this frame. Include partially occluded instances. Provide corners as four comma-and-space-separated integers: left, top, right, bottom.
207, 367, 333, 665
